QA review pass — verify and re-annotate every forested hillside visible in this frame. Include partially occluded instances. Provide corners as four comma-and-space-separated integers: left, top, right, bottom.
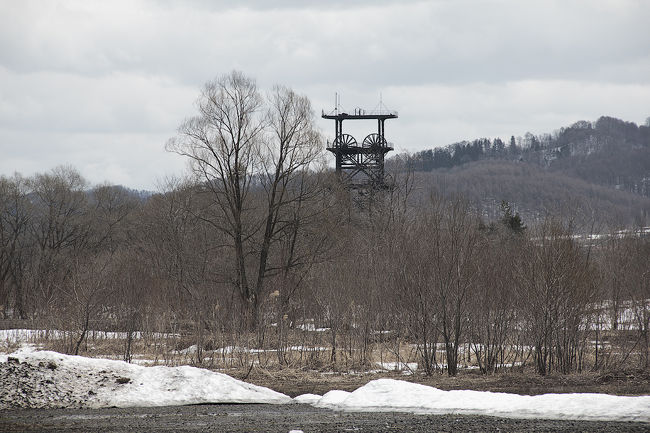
397, 116, 650, 227
405, 161, 650, 229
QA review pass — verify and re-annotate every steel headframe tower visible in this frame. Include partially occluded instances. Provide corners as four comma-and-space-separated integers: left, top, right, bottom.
323, 99, 398, 189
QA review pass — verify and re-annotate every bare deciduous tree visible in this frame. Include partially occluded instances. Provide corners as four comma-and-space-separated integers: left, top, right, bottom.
0, 174, 31, 319
166, 71, 323, 326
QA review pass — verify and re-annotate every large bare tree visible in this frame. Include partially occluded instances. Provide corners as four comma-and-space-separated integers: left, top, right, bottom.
166, 71, 323, 326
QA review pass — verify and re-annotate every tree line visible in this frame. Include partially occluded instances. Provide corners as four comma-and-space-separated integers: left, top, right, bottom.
1, 72, 648, 375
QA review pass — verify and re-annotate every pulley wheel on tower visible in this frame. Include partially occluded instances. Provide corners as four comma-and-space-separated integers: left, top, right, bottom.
334, 134, 357, 148
362, 133, 387, 149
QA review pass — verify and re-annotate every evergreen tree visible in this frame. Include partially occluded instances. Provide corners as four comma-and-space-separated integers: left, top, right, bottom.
508, 135, 518, 154
500, 200, 525, 233
493, 137, 505, 155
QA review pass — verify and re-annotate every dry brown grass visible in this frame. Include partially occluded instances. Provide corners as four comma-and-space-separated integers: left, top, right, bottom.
236, 365, 650, 398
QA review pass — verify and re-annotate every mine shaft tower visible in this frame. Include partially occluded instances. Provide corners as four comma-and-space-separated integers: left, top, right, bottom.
323, 99, 398, 188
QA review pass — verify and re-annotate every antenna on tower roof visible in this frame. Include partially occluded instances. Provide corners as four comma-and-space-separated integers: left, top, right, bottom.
372, 93, 391, 115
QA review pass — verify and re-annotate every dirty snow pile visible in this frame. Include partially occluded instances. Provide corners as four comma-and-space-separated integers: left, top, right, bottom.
0, 347, 291, 409
301, 378, 650, 422
3, 347, 649, 422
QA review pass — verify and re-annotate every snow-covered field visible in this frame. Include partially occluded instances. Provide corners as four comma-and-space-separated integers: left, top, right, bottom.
587, 299, 649, 331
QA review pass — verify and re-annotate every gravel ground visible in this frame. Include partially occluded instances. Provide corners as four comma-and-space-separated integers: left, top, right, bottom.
2, 404, 649, 433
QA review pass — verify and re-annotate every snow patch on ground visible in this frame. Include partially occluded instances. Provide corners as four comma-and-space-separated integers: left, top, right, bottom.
375, 361, 418, 374
209, 345, 328, 356
295, 323, 330, 332
0, 347, 291, 409
302, 378, 650, 422
0, 329, 175, 346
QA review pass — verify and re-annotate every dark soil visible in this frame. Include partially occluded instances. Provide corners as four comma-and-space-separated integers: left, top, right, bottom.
1, 404, 648, 433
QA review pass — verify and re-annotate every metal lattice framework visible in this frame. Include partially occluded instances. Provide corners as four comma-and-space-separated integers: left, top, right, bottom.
323, 108, 397, 188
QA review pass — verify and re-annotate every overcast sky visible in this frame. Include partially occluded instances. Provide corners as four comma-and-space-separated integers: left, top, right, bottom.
1, 0, 649, 189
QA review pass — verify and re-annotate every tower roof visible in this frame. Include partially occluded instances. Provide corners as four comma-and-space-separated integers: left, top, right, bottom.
321, 109, 398, 120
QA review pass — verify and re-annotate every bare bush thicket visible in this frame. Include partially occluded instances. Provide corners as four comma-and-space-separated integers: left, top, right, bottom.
468, 228, 521, 374
1, 163, 648, 376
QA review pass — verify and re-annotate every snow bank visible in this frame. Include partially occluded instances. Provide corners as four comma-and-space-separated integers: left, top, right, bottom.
2, 347, 291, 408
316, 390, 352, 407
305, 379, 650, 422
4, 347, 649, 421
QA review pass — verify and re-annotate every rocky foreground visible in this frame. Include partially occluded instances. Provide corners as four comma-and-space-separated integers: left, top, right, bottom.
1, 355, 130, 409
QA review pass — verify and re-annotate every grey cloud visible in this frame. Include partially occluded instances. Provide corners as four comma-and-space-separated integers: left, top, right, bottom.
1, 0, 649, 188
154, 0, 414, 11
0, 69, 196, 134
0, 129, 186, 190
2, 1, 648, 87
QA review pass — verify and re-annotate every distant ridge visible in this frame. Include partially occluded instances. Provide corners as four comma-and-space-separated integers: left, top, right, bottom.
391, 116, 650, 228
